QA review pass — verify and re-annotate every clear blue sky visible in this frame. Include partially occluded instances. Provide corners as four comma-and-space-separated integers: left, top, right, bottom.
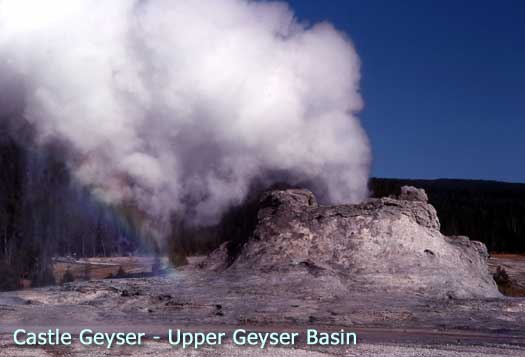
287, 0, 524, 182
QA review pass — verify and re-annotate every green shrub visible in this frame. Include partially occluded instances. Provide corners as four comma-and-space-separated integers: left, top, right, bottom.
493, 266, 525, 297
169, 252, 188, 268
115, 266, 127, 278
61, 269, 75, 284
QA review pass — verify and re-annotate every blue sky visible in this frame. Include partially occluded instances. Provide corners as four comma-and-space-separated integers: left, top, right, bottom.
287, 0, 524, 182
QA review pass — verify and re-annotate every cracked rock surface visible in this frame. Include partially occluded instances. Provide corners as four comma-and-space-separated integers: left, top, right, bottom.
209, 187, 500, 299
2, 187, 523, 356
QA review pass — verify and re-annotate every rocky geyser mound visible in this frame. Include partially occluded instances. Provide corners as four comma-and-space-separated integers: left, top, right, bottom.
206, 186, 500, 299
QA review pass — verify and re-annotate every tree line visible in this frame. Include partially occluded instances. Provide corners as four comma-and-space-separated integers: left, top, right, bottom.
1, 115, 524, 290
370, 178, 525, 253
0, 117, 140, 290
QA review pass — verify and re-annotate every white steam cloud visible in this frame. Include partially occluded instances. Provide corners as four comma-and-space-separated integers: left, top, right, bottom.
0, 0, 370, 225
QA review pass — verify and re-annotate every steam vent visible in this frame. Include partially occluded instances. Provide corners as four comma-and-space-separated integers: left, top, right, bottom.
206, 186, 500, 299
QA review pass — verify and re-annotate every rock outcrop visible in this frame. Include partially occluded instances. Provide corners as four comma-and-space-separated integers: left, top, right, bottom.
205, 187, 500, 299
398, 185, 429, 202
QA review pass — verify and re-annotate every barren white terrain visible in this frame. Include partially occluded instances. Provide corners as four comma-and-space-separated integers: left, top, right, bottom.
1, 188, 524, 356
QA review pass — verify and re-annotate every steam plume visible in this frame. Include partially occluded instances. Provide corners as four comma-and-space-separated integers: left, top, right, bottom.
0, 0, 370, 227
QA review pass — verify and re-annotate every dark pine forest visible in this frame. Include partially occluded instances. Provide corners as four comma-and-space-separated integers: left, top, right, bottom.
370, 178, 525, 253
0, 116, 140, 290
1, 113, 524, 290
